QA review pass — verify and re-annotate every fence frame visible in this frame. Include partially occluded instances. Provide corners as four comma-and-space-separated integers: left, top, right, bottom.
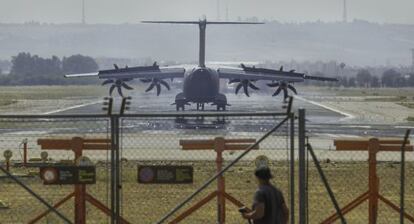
0, 109, 297, 224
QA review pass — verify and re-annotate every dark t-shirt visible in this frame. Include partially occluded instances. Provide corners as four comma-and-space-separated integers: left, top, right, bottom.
252, 184, 286, 224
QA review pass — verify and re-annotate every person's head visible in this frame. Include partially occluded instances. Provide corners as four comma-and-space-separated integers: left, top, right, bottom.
254, 166, 273, 185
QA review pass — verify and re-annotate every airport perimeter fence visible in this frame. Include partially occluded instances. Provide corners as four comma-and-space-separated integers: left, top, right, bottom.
303, 124, 414, 222
0, 111, 296, 224
0, 110, 412, 224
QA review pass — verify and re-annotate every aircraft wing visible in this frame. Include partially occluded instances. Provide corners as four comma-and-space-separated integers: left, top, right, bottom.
218, 67, 305, 82
65, 64, 185, 80
217, 65, 338, 83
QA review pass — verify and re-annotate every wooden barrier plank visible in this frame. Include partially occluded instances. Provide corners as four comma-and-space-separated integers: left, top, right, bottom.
224, 144, 259, 150
335, 140, 413, 151
379, 145, 413, 152
83, 139, 111, 143
83, 144, 111, 150
37, 139, 73, 150
181, 144, 215, 150
334, 141, 369, 151
224, 139, 256, 143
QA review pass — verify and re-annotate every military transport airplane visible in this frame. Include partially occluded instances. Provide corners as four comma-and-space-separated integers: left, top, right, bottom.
65, 18, 337, 111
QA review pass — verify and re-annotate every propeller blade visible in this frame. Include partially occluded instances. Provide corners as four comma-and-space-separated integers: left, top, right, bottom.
109, 85, 116, 96
122, 83, 134, 90
248, 82, 260, 90
267, 82, 280, 87
146, 83, 155, 92
140, 79, 152, 83
117, 86, 124, 97
228, 79, 240, 84
283, 88, 288, 100
159, 79, 170, 90
272, 87, 282, 96
114, 64, 119, 69
279, 66, 283, 71
243, 83, 250, 97
235, 83, 243, 94
102, 79, 114, 85
156, 84, 161, 96
287, 84, 298, 94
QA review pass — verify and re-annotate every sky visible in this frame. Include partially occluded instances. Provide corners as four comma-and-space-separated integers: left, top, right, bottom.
0, 0, 413, 24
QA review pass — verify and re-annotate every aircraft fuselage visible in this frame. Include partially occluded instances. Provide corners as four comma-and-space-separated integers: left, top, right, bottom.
183, 67, 220, 103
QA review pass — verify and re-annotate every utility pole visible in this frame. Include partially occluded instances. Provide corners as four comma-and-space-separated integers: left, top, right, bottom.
342, 0, 347, 23
82, 0, 86, 24
225, 0, 229, 21
411, 48, 414, 73
217, 0, 221, 21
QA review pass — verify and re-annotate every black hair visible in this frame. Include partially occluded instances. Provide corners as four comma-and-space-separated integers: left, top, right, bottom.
254, 166, 273, 180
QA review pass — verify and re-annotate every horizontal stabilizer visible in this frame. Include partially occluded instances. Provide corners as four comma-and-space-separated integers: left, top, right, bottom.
64, 72, 99, 78
142, 21, 200, 24
142, 20, 264, 25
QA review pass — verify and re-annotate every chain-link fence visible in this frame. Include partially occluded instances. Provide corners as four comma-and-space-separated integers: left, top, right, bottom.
0, 112, 294, 224
119, 114, 293, 224
0, 111, 412, 224
0, 116, 112, 224
305, 135, 414, 223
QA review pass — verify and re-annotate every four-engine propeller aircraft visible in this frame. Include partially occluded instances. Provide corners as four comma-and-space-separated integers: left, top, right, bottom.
65, 18, 337, 111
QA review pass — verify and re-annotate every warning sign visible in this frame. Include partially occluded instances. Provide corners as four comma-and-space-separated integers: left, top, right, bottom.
138, 166, 193, 184
40, 166, 96, 185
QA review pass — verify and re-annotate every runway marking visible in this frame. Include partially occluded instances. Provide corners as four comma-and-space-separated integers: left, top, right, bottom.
294, 95, 355, 120
43, 100, 103, 115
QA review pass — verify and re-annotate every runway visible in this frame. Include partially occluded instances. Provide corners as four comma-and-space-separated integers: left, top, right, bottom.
43, 89, 412, 140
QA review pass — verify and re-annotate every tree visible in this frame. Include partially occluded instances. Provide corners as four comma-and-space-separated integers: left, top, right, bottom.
356, 69, 372, 87
381, 69, 401, 87
408, 73, 414, 87
4, 52, 99, 85
370, 76, 380, 88
62, 54, 98, 74
348, 77, 356, 87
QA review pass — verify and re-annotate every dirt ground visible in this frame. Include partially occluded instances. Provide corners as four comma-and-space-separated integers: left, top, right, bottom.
0, 160, 413, 224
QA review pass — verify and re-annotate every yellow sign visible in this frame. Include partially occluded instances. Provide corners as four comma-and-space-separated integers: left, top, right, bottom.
3, 150, 12, 160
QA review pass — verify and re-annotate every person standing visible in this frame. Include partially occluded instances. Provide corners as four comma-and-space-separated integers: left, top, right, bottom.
240, 166, 289, 224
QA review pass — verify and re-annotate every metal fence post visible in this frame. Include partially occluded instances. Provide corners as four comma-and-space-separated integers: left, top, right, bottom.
110, 115, 121, 224
400, 129, 411, 224
290, 113, 295, 224
298, 109, 306, 224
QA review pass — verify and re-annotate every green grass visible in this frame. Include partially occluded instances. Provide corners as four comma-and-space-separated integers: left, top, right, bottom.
399, 102, 414, 109
0, 85, 108, 100
1, 160, 413, 223
301, 86, 414, 98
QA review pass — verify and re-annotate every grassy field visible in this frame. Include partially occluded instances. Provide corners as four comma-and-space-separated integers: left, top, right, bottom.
0, 160, 413, 224
302, 86, 414, 98
0, 85, 109, 101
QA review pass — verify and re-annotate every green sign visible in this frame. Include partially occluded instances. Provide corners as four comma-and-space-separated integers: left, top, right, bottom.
40, 166, 96, 185
138, 165, 193, 184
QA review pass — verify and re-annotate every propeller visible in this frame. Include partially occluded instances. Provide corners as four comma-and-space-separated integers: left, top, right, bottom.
102, 78, 133, 97
229, 79, 259, 97
267, 81, 297, 101
140, 78, 170, 96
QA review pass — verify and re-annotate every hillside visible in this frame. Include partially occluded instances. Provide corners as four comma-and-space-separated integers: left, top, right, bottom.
0, 20, 413, 67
